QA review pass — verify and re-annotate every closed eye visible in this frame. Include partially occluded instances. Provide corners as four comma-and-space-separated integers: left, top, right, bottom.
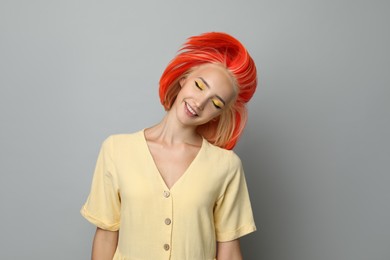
212, 99, 223, 109
195, 80, 205, 90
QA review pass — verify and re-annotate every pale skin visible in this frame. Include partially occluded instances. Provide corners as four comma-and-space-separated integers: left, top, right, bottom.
91, 64, 243, 259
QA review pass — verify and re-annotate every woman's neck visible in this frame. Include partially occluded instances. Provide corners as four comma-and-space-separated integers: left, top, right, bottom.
145, 112, 202, 147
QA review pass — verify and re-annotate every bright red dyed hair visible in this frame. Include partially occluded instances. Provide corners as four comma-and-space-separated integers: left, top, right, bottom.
159, 32, 258, 149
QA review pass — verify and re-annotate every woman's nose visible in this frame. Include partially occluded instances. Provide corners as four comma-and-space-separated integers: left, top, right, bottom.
195, 95, 208, 111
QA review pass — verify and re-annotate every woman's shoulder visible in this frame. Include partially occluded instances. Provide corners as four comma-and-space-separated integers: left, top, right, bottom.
101, 129, 145, 151
108, 129, 143, 140
203, 139, 242, 167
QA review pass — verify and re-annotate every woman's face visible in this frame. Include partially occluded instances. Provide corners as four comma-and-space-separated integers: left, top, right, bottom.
173, 63, 236, 127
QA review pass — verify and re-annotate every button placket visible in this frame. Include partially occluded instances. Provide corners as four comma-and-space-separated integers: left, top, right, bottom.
162, 190, 173, 254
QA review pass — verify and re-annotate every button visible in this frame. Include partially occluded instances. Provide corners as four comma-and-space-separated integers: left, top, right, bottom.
163, 244, 170, 251
165, 218, 171, 225
163, 191, 170, 198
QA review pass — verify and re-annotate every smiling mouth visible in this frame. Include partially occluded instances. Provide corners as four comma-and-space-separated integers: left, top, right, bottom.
185, 102, 198, 116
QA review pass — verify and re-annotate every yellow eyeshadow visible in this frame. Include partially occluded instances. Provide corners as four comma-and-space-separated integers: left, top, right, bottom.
195, 80, 206, 90
212, 99, 224, 108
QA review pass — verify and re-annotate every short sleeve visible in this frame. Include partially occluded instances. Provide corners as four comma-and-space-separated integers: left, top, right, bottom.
80, 136, 121, 231
214, 154, 256, 242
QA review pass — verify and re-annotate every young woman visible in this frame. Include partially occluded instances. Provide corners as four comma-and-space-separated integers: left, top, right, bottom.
81, 32, 258, 260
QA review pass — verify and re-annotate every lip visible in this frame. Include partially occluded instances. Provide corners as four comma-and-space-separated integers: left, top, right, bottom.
184, 102, 198, 117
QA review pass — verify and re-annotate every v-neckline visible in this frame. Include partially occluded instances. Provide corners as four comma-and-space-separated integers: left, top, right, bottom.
140, 129, 205, 191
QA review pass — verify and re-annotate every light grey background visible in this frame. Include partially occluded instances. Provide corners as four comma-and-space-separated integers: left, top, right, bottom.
0, 0, 389, 259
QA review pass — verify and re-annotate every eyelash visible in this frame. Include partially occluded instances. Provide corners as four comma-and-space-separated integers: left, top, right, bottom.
212, 100, 222, 109
194, 80, 223, 109
195, 80, 204, 90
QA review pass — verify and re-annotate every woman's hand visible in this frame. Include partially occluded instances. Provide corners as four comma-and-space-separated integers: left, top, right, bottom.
91, 227, 119, 260
217, 239, 243, 260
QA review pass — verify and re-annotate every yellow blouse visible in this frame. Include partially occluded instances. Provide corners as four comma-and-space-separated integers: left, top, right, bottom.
81, 130, 256, 260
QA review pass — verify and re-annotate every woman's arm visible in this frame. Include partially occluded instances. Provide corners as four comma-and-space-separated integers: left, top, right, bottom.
216, 239, 243, 260
91, 227, 119, 260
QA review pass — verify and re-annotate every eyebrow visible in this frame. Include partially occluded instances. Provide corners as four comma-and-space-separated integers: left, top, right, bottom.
198, 77, 226, 105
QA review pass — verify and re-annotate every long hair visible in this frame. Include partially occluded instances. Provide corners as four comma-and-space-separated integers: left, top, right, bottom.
159, 32, 257, 149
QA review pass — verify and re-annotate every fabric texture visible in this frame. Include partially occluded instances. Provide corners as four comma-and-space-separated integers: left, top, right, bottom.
81, 129, 256, 260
